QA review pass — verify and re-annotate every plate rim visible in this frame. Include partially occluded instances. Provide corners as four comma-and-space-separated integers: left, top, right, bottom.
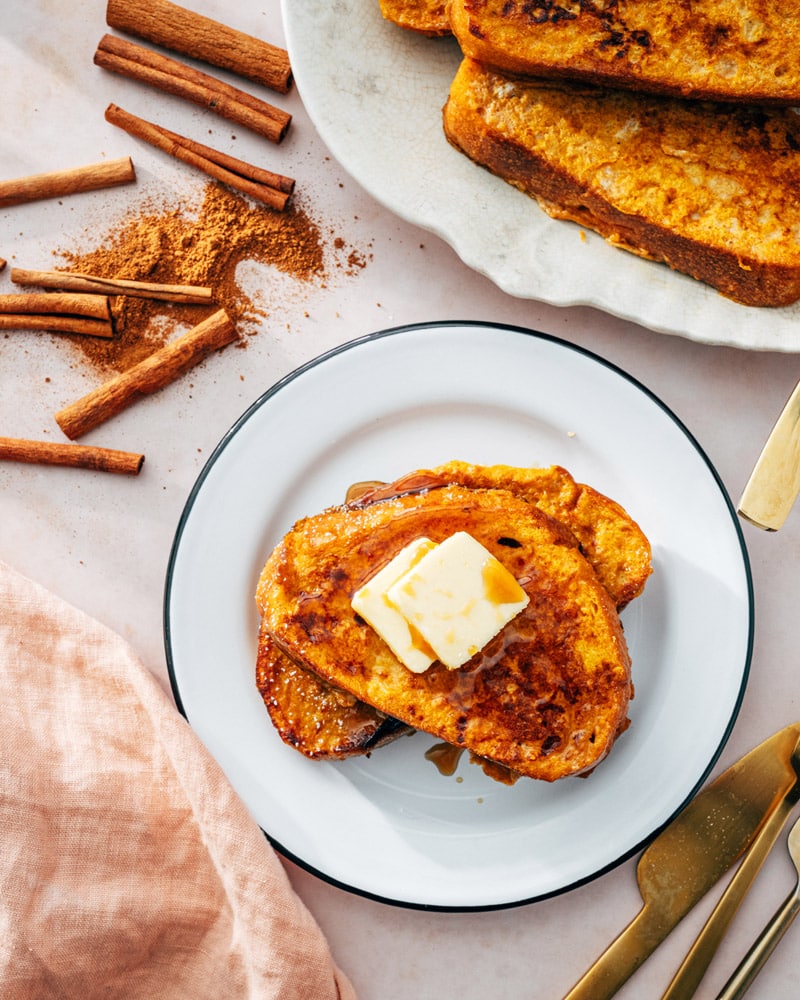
163, 319, 754, 911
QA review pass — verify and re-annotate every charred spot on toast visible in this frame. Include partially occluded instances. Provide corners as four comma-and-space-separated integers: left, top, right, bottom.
450, 0, 800, 107
484, 0, 650, 56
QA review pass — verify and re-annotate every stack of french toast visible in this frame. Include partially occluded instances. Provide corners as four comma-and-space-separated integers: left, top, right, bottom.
381, 0, 800, 307
256, 463, 652, 783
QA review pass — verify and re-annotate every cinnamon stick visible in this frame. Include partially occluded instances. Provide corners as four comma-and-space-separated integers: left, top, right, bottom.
0, 316, 114, 337
0, 293, 111, 319
55, 308, 238, 439
0, 437, 144, 475
105, 104, 293, 210
0, 259, 6, 272
11, 268, 212, 304
106, 0, 292, 94
0, 157, 135, 209
94, 35, 291, 143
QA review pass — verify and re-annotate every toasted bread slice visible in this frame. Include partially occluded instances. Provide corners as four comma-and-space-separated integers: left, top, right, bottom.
256, 623, 412, 758
443, 58, 800, 307
257, 484, 631, 781
379, 0, 451, 35
429, 462, 651, 609
448, 0, 800, 104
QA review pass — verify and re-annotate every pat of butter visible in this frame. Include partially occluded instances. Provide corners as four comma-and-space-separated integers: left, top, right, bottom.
351, 537, 438, 673
386, 531, 529, 670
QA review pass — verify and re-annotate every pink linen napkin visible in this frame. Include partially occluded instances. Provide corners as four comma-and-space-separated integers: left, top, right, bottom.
0, 560, 356, 1000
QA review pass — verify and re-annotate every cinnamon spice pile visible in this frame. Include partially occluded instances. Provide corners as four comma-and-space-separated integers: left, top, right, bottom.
55, 183, 346, 374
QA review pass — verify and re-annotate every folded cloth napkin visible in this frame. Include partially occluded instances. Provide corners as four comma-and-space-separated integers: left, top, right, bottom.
0, 560, 356, 1000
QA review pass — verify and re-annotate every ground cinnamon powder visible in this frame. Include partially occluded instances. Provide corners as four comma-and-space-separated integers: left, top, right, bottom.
57, 183, 348, 374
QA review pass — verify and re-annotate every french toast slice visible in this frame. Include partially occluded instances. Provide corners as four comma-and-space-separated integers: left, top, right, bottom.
448, 0, 800, 104
378, 0, 451, 36
256, 484, 632, 781
256, 623, 412, 758
443, 58, 800, 307
428, 462, 651, 609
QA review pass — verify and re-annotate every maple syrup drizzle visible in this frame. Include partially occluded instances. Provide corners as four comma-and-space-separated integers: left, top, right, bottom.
424, 742, 465, 776
344, 480, 385, 504
345, 472, 448, 507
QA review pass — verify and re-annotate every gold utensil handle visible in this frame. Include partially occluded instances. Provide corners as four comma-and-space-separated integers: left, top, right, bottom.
715, 886, 800, 1000
660, 799, 798, 1000
738, 377, 800, 530
563, 726, 800, 1000
562, 907, 669, 1000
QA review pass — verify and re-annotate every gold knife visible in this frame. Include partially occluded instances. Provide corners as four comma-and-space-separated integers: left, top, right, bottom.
562, 723, 800, 1000
738, 377, 800, 530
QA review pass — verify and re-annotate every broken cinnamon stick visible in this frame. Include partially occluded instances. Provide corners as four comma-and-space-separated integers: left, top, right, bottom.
106, 0, 292, 94
0, 157, 135, 209
55, 308, 238, 439
11, 268, 212, 304
0, 437, 144, 475
94, 35, 291, 143
0, 292, 111, 319
105, 103, 293, 210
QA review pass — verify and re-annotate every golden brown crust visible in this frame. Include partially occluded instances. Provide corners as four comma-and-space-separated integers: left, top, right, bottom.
379, 0, 452, 35
449, 0, 800, 104
256, 484, 632, 781
443, 58, 800, 307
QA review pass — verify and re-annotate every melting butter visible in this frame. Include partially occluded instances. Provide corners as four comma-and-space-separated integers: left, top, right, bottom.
353, 531, 529, 673
351, 537, 438, 673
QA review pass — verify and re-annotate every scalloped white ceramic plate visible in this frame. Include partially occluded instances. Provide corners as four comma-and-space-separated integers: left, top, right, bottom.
282, 0, 800, 352
165, 322, 752, 910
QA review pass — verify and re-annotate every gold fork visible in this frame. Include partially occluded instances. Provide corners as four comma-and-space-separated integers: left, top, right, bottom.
715, 813, 800, 999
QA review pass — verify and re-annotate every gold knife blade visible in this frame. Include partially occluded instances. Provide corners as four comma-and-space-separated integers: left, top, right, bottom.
738, 378, 800, 530
562, 724, 800, 1000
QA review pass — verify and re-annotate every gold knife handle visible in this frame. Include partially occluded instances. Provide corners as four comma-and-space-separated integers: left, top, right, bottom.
715, 886, 800, 1000
738, 377, 800, 531
562, 906, 670, 1000
660, 798, 797, 1000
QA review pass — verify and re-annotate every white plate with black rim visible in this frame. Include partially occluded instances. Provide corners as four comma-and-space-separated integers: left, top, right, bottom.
164, 321, 752, 910
282, 0, 800, 351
